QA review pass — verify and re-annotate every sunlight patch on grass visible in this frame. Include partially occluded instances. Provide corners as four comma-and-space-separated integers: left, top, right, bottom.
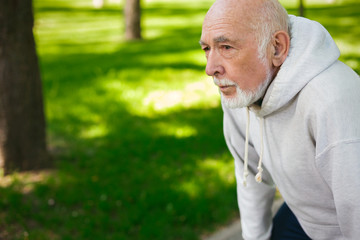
144, 90, 186, 110
189, 50, 208, 66
34, 5, 124, 54
99, 70, 219, 116
343, 59, 360, 71
145, 15, 203, 28
335, 39, 360, 70
145, 0, 208, 5
154, 122, 198, 138
178, 180, 201, 198
279, 0, 345, 8
0, 170, 54, 194
139, 50, 206, 68
143, 78, 219, 113
80, 124, 109, 139
176, 156, 235, 199
336, 39, 360, 55
198, 158, 236, 185
35, 0, 94, 8
334, 16, 359, 26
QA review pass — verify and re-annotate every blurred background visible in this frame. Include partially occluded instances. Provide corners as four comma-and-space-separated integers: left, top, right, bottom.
0, 0, 359, 239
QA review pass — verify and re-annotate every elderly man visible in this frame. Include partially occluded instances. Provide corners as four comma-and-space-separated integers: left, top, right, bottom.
200, 0, 360, 239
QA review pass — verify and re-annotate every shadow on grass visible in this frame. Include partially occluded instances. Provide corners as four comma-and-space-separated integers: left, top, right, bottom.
1, 4, 238, 239
1, 104, 238, 240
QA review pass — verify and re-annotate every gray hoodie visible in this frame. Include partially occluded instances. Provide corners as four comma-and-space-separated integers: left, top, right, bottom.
223, 15, 360, 240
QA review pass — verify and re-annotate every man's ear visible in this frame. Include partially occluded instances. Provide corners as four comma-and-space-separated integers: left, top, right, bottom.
271, 31, 290, 67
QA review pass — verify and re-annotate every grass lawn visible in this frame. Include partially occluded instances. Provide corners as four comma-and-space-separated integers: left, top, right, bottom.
0, 0, 359, 239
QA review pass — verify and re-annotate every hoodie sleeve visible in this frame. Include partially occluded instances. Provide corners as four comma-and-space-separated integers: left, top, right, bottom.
312, 63, 360, 239
223, 107, 276, 240
316, 141, 360, 239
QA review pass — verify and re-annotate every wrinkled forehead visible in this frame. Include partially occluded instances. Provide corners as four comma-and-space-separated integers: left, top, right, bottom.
202, 0, 255, 34
204, 0, 238, 25
201, 1, 254, 42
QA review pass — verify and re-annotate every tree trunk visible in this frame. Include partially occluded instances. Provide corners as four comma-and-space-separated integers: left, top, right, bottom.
299, 0, 305, 17
124, 0, 142, 40
0, 0, 49, 175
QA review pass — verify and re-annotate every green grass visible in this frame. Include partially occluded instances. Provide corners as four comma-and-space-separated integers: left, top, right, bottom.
0, 0, 359, 239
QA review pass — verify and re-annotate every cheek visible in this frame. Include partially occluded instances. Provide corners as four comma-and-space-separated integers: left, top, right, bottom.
228, 57, 268, 90
249, 63, 269, 88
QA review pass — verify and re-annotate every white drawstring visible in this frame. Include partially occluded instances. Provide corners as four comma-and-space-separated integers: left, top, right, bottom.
243, 107, 264, 187
243, 107, 250, 186
255, 118, 264, 183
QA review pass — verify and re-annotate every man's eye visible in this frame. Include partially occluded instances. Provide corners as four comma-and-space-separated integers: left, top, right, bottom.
202, 46, 210, 51
223, 45, 232, 50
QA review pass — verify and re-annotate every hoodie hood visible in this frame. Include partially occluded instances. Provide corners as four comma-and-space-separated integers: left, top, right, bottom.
254, 15, 340, 117
242, 15, 341, 186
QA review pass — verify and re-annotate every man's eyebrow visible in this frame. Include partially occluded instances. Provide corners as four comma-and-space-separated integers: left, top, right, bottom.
214, 36, 231, 43
199, 36, 236, 46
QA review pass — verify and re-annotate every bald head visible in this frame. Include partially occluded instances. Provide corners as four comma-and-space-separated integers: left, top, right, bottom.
203, 0, 289, 60
205, 0, 263, 24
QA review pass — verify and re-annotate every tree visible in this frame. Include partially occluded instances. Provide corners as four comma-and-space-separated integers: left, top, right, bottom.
0, 0, 49, 175
299, 0, 305, 17
124, 0, 142, 40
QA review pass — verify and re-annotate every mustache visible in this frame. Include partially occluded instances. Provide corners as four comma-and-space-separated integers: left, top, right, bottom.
213, 78, 237, 87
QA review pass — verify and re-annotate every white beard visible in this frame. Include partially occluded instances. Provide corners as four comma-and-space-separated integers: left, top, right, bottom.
214, 69, 273, 109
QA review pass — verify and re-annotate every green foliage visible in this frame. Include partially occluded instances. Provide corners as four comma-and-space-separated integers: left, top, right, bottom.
2, 0, 236, 239
0, 0, 359, 239
284, 0, 360, 74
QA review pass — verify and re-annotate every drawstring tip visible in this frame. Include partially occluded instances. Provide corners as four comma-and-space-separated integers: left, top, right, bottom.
255, 166, 263, 183
255, 171, 263, 183
243, 171, 249, 187
255, 173, 262, 183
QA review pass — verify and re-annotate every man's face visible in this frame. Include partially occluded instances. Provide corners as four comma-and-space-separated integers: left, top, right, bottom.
200, 4, 272, 107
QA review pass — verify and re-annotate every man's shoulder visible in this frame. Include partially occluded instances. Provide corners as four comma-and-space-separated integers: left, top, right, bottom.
299, 61, 359, 102
296, 60, 360, 118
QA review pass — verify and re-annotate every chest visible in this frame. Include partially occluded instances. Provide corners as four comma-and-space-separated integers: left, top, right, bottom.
250, 106, 318, 189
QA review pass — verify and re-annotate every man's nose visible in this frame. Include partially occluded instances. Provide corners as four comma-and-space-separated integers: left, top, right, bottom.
205, 51, 224, 77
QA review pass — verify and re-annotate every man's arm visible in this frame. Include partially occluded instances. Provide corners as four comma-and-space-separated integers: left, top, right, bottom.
223, 106, 276, 240
316, 141, 360, 239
